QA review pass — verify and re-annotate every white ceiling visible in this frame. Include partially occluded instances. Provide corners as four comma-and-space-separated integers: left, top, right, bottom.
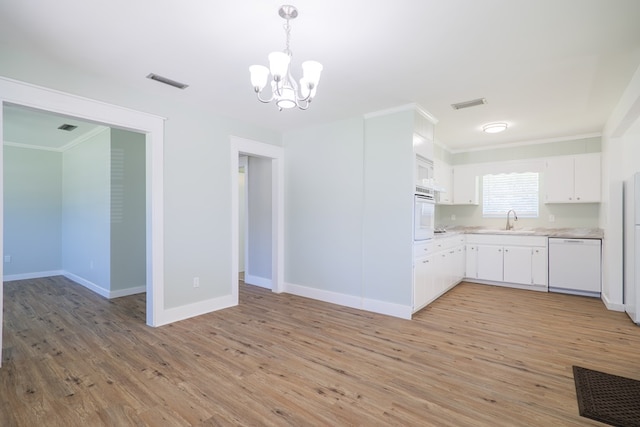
1, 0, 640, 151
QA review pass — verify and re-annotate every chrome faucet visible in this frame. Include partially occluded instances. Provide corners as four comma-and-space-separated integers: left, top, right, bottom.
506, 209, 518, 230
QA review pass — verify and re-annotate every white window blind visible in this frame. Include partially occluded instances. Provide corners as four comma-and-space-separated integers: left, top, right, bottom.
482, 172, 539, 218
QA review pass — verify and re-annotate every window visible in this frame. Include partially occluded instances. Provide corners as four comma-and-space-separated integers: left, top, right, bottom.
482, 172, 539, 218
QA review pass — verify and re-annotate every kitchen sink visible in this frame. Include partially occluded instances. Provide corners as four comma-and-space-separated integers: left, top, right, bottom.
472, 229, 537, 235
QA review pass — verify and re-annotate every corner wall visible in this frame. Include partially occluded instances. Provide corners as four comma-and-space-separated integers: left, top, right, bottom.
110, 129, 146, 294
62, 128, 111, 289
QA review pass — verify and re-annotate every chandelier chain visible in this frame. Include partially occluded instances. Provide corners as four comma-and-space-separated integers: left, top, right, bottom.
283, 19, 292, 56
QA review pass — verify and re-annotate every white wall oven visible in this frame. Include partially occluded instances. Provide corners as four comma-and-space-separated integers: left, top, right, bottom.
414, 190, 435, 241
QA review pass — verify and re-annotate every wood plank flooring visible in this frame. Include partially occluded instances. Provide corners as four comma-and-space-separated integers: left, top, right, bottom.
2, 276, 640, 426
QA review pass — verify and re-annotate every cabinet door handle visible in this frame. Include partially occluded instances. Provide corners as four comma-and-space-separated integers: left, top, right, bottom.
423, 260, 429, 264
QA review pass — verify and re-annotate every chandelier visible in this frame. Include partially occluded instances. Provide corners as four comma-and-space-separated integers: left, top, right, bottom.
249, 5, 323, 111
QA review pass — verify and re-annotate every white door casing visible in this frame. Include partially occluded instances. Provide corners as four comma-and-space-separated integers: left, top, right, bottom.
230, 136, 284, 303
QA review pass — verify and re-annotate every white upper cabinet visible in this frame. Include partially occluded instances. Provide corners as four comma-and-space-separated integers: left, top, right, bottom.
434, 159, 452, 204
413, 110, 435, 160
544, 153, 601, 203
452, 165, 479, 205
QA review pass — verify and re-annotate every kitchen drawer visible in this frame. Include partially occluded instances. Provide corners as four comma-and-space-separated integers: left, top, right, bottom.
465, 234, 547, 247
414, 241, 433, 259
434, 234, 465, 251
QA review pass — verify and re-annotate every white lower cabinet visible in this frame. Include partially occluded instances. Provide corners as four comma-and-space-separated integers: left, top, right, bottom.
477, 245, 504, 282
531, 247, 548, 286
503, 246, 534, 285
413, 254, 433, 310
465, 234, 548, 290
413, 235, 465, 314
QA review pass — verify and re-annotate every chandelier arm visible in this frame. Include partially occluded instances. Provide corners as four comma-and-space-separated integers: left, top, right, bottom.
256, 91, 274, 104
296, 91, 312, 103
296, 99, 312, 110
272, 81, 284, 98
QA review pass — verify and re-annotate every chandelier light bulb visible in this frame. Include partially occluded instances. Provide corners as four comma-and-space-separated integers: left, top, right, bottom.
249, 65, 269, 91
268, 52, 290, 81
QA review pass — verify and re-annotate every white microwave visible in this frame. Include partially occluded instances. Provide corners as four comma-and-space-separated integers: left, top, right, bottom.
414, 193, 435, 241
415, 156, 434, 189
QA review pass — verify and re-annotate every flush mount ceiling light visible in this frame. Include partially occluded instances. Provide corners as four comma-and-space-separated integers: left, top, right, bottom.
249, 5, 323, 111
482, 122, 508, 133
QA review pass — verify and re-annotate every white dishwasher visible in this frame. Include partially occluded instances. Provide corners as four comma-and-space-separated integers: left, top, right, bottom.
548, 238, 601, 297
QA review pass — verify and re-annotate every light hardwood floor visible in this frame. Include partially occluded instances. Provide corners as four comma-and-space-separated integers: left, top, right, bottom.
2, 276, 639, 426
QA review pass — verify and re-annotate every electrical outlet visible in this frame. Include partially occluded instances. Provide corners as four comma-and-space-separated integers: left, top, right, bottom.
193, 277, 200, 288
451, 214, 456, 221
4, 255, 11, 263
548, 214, 555, 222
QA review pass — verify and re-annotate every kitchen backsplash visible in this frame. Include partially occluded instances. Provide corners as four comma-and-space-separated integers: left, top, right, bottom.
435, 203, 601, 229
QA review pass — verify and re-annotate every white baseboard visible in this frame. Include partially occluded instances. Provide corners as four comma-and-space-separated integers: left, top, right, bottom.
285, 282, 362, 310
361, 298, 412, 320
4, 270, 146, 299
62, 272, 146, 299
155, 294, 236, 326
244, 273, 272, 289
63, 272, 111, 298
601, 292, 625, 312
284, 282, 412, 320
109, 286, 146, 298
3, 270, 64, 282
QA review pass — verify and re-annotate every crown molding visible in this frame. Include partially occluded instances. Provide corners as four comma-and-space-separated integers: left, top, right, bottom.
3, 126, 110, 152
363, 103, 438, 124
448, 132, 602, 154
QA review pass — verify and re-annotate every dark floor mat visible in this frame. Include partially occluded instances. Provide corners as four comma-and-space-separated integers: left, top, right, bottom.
573, 365, 640, 427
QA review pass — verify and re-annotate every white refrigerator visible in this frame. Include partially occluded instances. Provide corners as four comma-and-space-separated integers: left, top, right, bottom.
624, 172, 640, 324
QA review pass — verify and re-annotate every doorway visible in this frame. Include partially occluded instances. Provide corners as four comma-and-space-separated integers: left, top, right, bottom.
0, 77, 165, 367
230, 136, 284, 303
4, 106, 146, 297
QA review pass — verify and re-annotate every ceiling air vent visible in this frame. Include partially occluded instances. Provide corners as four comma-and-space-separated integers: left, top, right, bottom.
146, 73, 189, 90
451, 98, 487, 110
57, 124, 78, 131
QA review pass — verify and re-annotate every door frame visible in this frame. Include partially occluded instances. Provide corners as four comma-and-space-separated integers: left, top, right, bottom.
230, 136, 284, 302
0, 76, 165, 367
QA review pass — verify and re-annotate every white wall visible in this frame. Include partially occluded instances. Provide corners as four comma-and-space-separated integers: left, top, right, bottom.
362, 111, 414, 307
3, 146, 62, 277
110, 128, 146, 293
601, 63, 640, 310
62, 128, 111, 289
283, 118, 365, 298
283, 111, 416, 318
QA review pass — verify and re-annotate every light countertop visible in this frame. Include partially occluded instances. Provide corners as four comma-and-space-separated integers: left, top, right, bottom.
435, 226, 604, 239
